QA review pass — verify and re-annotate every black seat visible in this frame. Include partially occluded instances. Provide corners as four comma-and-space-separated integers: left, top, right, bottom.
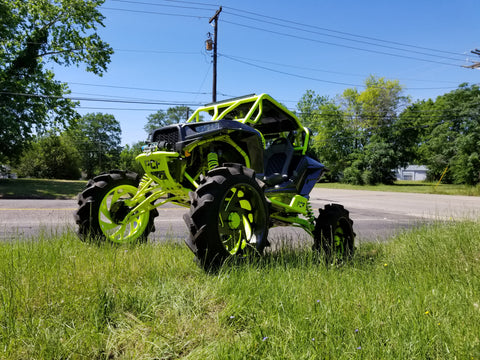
262, 138, 294, 186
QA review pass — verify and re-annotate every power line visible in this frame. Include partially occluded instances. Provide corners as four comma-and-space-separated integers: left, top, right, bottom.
222, 10, 465, 62
221, 20, 461, 68
107, 1, 465, 60
111, 0, 220, 8
67, 82, 214, 95
101, 6, 210, 18
109, 0, 218, 11
223, 6, 465, 58
113, 48, 200, 55
66, 81, 236, 98
103, 0, 465, 67
221, 54, 460, 90
76, 106, 172, 111
0, 91, 204, 107
220, 53, 463, 86
221, 54, 361, 87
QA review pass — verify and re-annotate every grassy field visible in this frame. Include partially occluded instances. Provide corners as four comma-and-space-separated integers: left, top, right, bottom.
317, 180, 480, 196
1, 178, 479, 199
0, 178, 87, 199
1, 221, 479, 359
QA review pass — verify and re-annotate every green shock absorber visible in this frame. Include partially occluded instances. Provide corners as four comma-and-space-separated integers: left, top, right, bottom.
306, 201, 316, 227
208, 152, 219, 170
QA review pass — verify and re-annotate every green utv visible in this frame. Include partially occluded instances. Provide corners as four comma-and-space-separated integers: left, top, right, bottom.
75, 94, 355, 269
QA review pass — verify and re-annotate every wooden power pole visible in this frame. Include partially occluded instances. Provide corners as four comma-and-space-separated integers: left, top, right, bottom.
209, 7, 222, 102
463, 49, 480, 69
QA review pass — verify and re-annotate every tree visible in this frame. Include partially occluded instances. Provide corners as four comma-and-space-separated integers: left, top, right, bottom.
296, 90, 327, 131
67, 113, 122, 178
17, 132, 81, 180
339, 76, 410, 184
0, 0, 113, 161
119, 141, 145, 175
406, 83, 480, 185
144, 106, 192, 134
297, 90, 354, 180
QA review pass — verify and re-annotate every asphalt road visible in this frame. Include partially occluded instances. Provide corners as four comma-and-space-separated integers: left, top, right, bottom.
1, 189, 479, 247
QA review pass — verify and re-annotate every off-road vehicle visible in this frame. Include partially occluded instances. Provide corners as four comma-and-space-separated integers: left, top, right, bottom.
75, 94, 355, 269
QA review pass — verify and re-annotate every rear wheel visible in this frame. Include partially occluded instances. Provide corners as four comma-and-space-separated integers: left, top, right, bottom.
313, 204, 355, 263
75, 170, 157, 243
184, 164, 269, 270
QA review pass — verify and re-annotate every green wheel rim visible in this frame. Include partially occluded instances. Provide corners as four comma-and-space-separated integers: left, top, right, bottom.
98, 184, 150, 243
218, 183, 266, 255
333, 222, 345, 257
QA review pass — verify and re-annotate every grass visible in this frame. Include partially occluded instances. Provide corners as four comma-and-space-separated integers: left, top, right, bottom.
1, 178, 479, 199
1, 222, 479, 359
317, 180, 480, 196
0, 178, 86, 199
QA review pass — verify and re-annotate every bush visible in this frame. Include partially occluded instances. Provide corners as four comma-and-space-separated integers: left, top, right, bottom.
17, 134, 81, 180
342, 166, 363, 185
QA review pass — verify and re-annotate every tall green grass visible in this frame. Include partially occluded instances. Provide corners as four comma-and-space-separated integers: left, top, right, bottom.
316, 180, 480, 196
1, 222, 479, 359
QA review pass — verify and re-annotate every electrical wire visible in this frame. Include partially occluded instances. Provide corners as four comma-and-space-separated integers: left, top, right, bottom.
67, 82, 213, 95
222, 6, 465, 58
221, 54, 361, 87
0, 91, 205, 107
110, 0, 220, 8
103, 1, 466, 67
222, 10, 465, 62
221, 19, 461, 68
101, 6, 210, 18
109, 0, 218, 12
106, 0, 467, 61
221, 54, 460, 91
220, 53, 463, 86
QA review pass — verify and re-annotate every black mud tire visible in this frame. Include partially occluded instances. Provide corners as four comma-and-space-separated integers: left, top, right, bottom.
183, 164, 269, 271
75, 170, 158, 244
313, 204, 355, 263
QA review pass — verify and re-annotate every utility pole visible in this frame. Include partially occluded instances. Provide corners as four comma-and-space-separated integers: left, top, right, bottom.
463, 49, 480, 69
208, 6, 222, 102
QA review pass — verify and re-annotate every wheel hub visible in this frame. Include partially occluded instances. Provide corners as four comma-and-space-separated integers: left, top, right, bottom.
110, 201, 130, 223
228, 212, 241, 229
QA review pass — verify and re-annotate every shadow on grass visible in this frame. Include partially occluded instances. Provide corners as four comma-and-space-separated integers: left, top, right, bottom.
215, 241, 385, 274
391, 183, 433, 187
0, 178, 86, 199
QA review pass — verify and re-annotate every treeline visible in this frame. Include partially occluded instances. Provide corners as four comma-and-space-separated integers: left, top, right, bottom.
6, 77, 480, 186
13, 107, 193, 180
297, 76, 480, 185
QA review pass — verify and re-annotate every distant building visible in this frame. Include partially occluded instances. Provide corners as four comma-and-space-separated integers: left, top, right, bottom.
396, 165, 428, 181
0, 164, 17, 179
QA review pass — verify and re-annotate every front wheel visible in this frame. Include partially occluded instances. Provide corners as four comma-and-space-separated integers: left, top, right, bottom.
313, 204, 355, 263
75, 170, 157, 243
184, 164, 269, 270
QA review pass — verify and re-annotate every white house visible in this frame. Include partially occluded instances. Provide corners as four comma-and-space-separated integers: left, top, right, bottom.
396, 165, 428, 181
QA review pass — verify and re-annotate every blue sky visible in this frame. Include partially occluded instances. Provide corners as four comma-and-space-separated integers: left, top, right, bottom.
51, 0, 480, 145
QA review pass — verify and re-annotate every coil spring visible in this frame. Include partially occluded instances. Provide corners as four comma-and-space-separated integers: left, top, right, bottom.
306, 201, 316, 226
139, 174, 150, 189
208, 152, 219, 171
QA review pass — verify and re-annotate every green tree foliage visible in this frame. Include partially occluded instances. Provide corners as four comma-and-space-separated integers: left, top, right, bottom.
340, 76, 409, 184
144, 106, 192, 135
405, 84, 480, 185
299, 76, 410, 184
0, 0, 113, 161
17, 133, 81, 179
297, 91, 354, 180
67, 113, 122, 178
119, 142, 145, 175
